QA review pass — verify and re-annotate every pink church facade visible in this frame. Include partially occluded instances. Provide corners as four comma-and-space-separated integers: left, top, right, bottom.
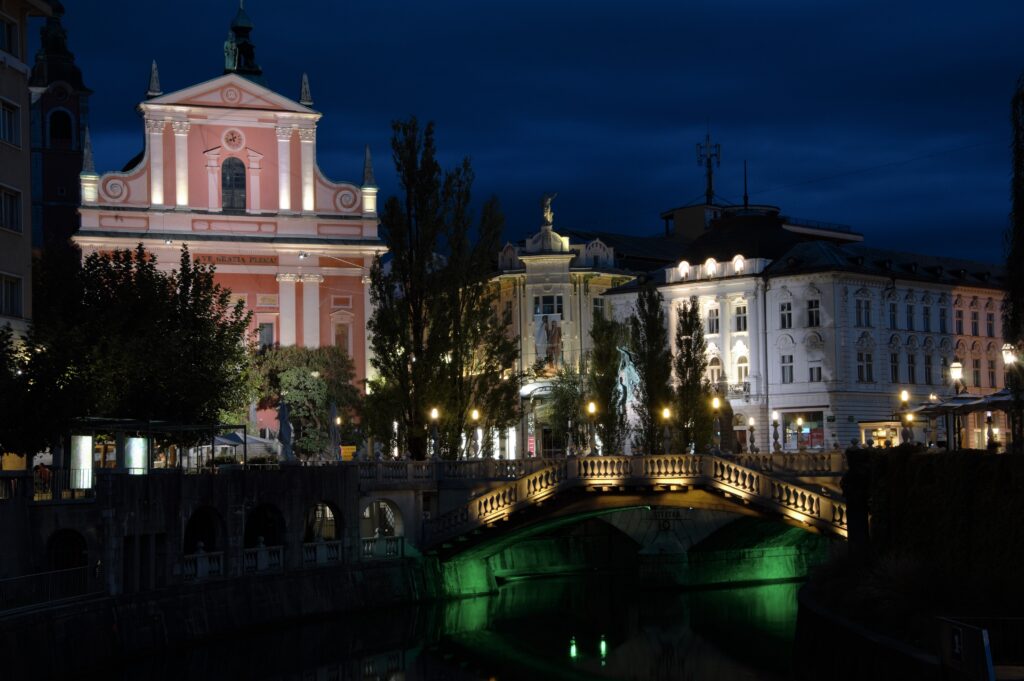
74, 67, 383, 430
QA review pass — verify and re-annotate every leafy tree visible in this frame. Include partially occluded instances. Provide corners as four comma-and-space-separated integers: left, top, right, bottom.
672, 296, 714, 451
587, 314, 628, 455
0, 244, 256, 456
548, 363, 588, 455
257, 346, 361, 458
366, 118, 519, 459
629, 284, 672, 455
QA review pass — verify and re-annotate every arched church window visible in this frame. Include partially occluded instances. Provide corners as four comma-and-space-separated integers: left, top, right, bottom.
49, 110, 72, 148
221, 157, 246, 211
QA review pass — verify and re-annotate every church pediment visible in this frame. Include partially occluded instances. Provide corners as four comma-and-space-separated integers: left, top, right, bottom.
144, 73, 315, 114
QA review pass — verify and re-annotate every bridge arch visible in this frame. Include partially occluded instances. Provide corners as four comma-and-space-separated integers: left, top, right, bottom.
304, 501, 341, 542
46, 528, 88, 570
183, 505, 226, 554
244, 503, 286, 548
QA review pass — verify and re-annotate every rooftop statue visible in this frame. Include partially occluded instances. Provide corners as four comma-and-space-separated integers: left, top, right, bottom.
541, 192, 557, 227
224, 32, 238, 71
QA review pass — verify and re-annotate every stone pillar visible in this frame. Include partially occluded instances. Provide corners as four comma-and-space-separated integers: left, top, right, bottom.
205, 149, 221, 211
246, 149, 263, 213
298, 127, 316, 212
146, 119, 165, 207
276, 126, 292, 212
363, 273, 375, 384
172, 121, 190, 208
301, 274, 323, 348
277, 273, 298, 346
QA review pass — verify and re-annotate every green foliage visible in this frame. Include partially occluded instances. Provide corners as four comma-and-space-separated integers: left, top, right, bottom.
257, 345, 361, 458
367, 118, 520, 459
587, 314, 628, 454
0, 243, 256, 455
672, 296, 713, 451
549, 363, 587, 454
629, 284, 672, 455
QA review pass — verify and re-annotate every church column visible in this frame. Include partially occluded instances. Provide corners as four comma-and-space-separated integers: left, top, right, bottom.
146, 119, 165, 207
246, 149, 263, 213
298, 127, 316, 212
301, 274, 323, 348
276, 126, 292, 212
172, 121, 190, 208
277, 273, 299, 346
205, 149, 220, 211
363, 273, 375, 385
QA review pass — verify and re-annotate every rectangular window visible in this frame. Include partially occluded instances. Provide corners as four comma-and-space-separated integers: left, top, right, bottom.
0, 187, 21, 233
855, 299, 871, 327
924, 355, 933, 385
906, 304, 914, 331
533, 295, 563, 316
889, 302, 898, 330
780, 301, 792, 329
334, 322, 351, 355
781, 354, 794, 384
890, 352, 900, 383
707, 307, 720, 335
989, 360, 997, 388
972, 358, 982, 387
907, 353, 917, 384
806, 299, 820, 327
0, 17, 17, 58
941, 356, 949, 383
592, 297, 605, 319
735, 304, 747, 332
0, 100, 19, 147
1, 274, 22, 318
808, 365, 822, 382
971, 311, 979, 336
922, 306, 931, 332
258, 322, 274, 350
857, 352, 874, 383
939, 307, 948, 333
986, 312, 995, 337
955, 309, 963, 335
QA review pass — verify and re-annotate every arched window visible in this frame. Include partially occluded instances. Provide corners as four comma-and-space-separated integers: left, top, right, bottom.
221, 157, 246, 211
708, 356, 722, 385
736, 355, 749, 381
49, 110, 72, 148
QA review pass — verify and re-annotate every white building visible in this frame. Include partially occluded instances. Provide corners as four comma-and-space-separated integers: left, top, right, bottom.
605, 205, 1007, 452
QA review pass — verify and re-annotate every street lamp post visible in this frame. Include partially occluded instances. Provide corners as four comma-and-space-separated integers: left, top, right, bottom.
469, 408, 480, 459
903, 413, 915, 445
771, 410, 781, 453
429, 407, 439, 459
796, 416, 804, 451
587, 401, 597, 456
661, 407, 672, 456
950, 360, 965, 450
747, 417, 756, 454
986, 410, 995, 452
711, 397, 721, 451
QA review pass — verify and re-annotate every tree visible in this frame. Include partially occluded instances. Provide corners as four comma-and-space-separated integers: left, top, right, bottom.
366, 118, 520, 459
258, 346, 361, 459
548, 363, 588, 455
587, 314, 628, 455
1007, 75, 1024, 452
672, 296, 714, 451
0, 244, 257, 456
629, 284, 672, 455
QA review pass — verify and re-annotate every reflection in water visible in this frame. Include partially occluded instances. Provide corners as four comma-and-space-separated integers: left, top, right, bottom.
91, 577, 800, 681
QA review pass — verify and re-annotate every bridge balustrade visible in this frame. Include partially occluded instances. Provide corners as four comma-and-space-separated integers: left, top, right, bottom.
182, 548, 225, 582
302, 539, 344, 567
243, 542, 284, 574
736, 452, 847, 475
360, 536, 405, 560
0, 566, 96, 612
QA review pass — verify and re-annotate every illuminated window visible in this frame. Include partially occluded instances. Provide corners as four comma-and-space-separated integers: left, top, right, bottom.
677, 261, 690, 279
732, 255, 745, 273
705, 258, 717, 276
221, 157, 247, 211
707, 307, 720, 334
735, 304, 747, 332
334, 322, 351, 355
533, 295, 563, 316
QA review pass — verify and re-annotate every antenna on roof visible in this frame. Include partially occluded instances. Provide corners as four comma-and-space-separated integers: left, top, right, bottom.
696, 125, 721, 206
743, 160, 749, 209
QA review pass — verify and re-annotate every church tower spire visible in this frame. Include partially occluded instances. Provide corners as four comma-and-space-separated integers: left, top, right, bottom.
146, 60, 162, 98
223, 1, 263, 82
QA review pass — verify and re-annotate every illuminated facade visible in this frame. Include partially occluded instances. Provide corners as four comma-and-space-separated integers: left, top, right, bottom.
74, 7, 384, 431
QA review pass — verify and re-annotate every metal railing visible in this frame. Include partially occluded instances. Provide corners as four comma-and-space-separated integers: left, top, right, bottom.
0, 566, 98, 612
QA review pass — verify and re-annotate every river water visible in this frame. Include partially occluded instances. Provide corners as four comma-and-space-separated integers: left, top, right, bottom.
100, 575, 802, 681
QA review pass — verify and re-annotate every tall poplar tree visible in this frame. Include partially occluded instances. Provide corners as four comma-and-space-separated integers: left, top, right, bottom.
366, 118, 519, 459
629, 284, 672, 454
1007, 75, 1024, 452
672, 297, 714, 450
588, 313, 628, 454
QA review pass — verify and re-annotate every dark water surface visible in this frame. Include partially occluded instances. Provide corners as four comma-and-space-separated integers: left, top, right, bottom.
94, 576, 800, 681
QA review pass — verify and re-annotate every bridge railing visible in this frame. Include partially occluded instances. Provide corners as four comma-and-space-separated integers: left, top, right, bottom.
425, 454, 849, 548
0, 566, 98, 612
182, 549, 225, 582
356, 458, 559, 484
243, 544, 284, 574
734, 452, 847, 475
361, 536, 405, 560
302, 539, 344, 567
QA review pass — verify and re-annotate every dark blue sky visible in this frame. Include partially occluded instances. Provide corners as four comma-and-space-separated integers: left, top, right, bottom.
44, 1, 1022, 263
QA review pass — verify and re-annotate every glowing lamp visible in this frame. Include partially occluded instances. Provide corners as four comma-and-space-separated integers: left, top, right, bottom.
1002, 343, 1017, 365
771, 410, 779, 422
712, 397, 721, 411
471, 408, 480, 422
899, 389, 910, 404
748, 417, 756, 427
796, 417, 804, 427
661, 407, 671, 421
950, 361, 963, 382
905, 413, 914, 423
430, 407, 439, 421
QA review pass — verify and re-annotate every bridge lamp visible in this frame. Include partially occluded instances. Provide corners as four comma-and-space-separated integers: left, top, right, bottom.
771, 411, 781, 454
711, 397, 722, 450
661, 407, 672, 456
429, 407, 440, 459
747, 417, 756, 454
587, 401, 597, 416
796, 416, 804, 450
430, 407, 439, 421
471, 408, 480, 422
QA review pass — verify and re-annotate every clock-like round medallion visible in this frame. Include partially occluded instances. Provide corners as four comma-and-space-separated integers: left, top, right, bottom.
223, 128, 244, 151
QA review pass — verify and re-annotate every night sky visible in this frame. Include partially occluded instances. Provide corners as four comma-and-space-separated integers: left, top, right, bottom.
42, 1, 1023, 264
